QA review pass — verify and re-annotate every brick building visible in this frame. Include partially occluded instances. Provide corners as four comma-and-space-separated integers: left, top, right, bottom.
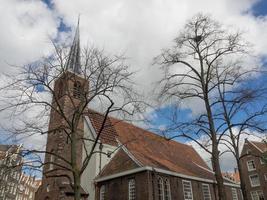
16, 173, 42, 200
35, 22, 241, 200
240, 140, 267, 200
0, 144, 23, 200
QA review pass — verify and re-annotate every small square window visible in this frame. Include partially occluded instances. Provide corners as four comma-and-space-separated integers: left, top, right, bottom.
249, 174, 260, 187
247, 160, 256, 171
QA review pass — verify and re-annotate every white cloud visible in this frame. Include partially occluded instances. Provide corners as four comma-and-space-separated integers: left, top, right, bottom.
0, 0, 58, 73
1, 0, 267, 165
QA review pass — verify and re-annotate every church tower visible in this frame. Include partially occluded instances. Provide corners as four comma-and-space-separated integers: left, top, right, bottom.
35, 20, 89, 200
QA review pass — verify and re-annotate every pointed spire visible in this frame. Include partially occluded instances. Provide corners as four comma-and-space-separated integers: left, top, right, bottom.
66, 17, 81, 74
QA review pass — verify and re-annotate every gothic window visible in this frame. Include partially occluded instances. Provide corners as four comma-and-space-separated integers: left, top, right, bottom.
163, 178, 171, 200
73, 81, 82, 99
128, 179, 136, 200
157, 177, 164, 200
100, 185, 105, 200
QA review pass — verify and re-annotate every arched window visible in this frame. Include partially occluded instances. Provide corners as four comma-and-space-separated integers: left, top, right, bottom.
73, 81, 82, 99
128, 179, 135, 200
157, 177, 164, 200
48, 150, 55, 171
164, 178, 171, 200
158, 177, 171, 200
100, 185, 105, 200
57, 80, 64, 99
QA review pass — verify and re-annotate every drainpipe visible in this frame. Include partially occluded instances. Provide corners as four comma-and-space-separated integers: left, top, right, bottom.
99, 143, 103, 174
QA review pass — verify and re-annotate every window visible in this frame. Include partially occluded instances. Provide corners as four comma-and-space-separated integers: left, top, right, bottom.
251, 191, 265, 200
73, 81, 82, 99
128, 179, 135, 200
157, 177, 164, 200
249, 174, 260, 187
164, 178, 171, 200
46, 184, 50, 192
182, 180, 193, 200
202, 184, 211, 200
157, 177, 171, 200
260, 158, 266, 165
247, 160, 256, 171
100, 185, 105, 200
231, 188, 238, 200
49, 154, 55, 171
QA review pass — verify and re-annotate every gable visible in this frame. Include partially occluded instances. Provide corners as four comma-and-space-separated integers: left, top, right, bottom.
98, 149, 139, 177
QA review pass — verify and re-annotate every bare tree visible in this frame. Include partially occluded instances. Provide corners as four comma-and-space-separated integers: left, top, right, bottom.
0, 30, 142, 199
153, 13, 266, 200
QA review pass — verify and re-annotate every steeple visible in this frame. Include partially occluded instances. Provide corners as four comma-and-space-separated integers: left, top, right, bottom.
66, 18, 81, 74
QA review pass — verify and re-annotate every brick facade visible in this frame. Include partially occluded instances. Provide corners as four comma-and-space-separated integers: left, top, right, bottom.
95, 170, 242, 200
240, 140, 267, 200
35, 71, 89, 200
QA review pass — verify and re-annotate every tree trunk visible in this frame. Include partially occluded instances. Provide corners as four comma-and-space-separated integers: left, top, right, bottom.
73, 171, 81, 200
212, 144, 226, 200
203, 91, 226, 200
237, 158, 249, 200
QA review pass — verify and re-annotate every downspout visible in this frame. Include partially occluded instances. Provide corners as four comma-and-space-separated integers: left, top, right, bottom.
98, 143, 103, 174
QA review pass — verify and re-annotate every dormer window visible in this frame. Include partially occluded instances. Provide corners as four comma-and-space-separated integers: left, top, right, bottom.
73, 81, 83, 99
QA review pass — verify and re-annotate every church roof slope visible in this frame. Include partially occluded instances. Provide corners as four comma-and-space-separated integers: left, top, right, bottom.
249, 140, 267, 152
86, 111, 215, 180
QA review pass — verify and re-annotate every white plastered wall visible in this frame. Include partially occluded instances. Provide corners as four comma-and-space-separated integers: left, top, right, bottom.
81, 116, 117, 200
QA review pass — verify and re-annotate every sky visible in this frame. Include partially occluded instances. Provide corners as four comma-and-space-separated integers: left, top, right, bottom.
0, 0, 267, 172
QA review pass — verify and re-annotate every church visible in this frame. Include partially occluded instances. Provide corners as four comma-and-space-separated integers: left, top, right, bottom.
35, 23, 242, 200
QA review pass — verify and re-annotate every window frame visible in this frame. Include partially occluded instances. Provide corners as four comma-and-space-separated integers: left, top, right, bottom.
202, 183, 211, 200
128, 179, 136, 200
182, 180, 193, 200
163, 178, 171, 200
249, 174, 260, 187
251, 190, 264, 200
231, 188, 238, 200
247, 160, 256, 171
100, 185, 105, 200
157, 176, 164, 200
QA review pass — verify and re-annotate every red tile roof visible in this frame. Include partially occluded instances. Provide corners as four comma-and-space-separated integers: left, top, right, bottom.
250, 140, 267, 152
86, 111, 215, 180
86, 110, 118, 146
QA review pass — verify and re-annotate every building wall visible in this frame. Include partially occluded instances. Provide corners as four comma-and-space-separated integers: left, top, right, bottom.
96, 170, 242, 200
0, 146, 22, 200
81, 117, 117, 200
240, 142, 267, 200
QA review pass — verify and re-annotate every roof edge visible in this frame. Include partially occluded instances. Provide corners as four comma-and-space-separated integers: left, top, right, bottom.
95, 166, 240, 188
247, 140, 264, 153
117, 139, 143, 167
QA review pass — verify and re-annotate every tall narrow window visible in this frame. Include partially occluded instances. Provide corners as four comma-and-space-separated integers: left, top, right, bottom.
182, 180, 193, 200
164, 178, 171, 200
73, 81, 82, 99
100, 185, 105, 200
49, 152, 55, 171
202, 184, 211, 200
128, 179, 135, 200
231, 188, 238, 200
157, 177, 164, 200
